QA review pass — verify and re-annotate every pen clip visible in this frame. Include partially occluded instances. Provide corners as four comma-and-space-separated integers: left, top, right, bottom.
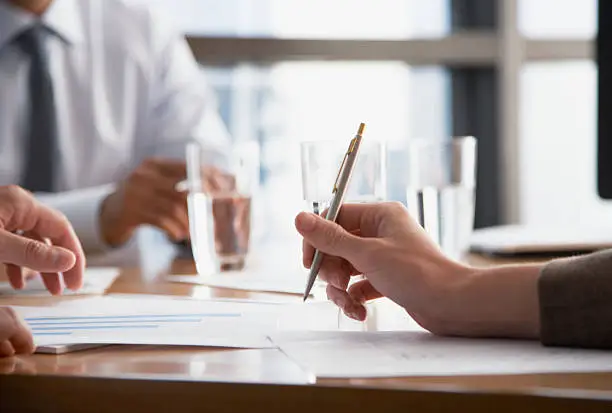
332, 137, 357, 193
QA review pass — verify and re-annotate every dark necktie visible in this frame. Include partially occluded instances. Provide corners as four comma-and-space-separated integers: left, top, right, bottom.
15, 25, 57, 193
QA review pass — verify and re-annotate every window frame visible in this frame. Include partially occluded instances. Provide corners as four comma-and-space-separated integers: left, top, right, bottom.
185, 0, 593, 225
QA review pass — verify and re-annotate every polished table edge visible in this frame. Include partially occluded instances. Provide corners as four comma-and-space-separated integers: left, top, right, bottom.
2, 374, 612, 413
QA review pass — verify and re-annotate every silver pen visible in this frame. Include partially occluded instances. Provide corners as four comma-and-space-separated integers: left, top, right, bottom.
303, 123, 366, 301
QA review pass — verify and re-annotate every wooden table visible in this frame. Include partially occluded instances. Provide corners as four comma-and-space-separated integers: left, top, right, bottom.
1, 243, 612, 412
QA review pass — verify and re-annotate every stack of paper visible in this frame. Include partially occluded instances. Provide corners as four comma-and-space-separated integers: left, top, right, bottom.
15, 293, 612, 380
13, 295, 341, 353
14, 296, 281, 350
269, 331, 612, 378
0, 267, 120, 297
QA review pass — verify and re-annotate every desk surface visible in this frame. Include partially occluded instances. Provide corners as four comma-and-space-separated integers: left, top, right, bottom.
1, 246, 612, 413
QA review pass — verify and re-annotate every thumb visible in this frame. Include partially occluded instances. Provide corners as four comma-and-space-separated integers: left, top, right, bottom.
0, 232, 76, 272
295, 212, 367, 263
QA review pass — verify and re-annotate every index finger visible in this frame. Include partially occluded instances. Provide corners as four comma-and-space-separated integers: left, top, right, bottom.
22, 203, 85, 291
321, 203, 381, 236
299, 203, 377, 276
302, 226, 361, 269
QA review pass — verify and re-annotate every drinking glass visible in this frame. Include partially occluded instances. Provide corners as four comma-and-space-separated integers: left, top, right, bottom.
405, 136, 477, 259
186, 141, 259, 275
300, 140, 386, 214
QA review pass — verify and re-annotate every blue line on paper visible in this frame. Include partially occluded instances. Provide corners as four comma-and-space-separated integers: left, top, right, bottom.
28, 318, 203, 326
31, 325, 160, 331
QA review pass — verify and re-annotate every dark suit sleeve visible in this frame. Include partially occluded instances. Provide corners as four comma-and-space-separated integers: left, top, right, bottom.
539, 250, 612, 348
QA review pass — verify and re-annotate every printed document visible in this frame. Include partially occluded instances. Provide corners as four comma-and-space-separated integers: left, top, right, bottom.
270, 331, 612, 378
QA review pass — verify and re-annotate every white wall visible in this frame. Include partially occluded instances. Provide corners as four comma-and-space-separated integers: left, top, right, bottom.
518, 0, 596, 38
519, 61, 612, 226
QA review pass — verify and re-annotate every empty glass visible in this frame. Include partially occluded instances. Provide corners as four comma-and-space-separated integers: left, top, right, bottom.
405, 136, 477, 259
300, 140, 386, 214
186, 141, 259, 275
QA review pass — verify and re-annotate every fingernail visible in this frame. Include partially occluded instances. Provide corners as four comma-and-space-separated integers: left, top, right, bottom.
346, 310, 359, 320
296, 213, 316, 232
50, 249, 63, 265
348, 305, 366, 321
50, 248, 73, 267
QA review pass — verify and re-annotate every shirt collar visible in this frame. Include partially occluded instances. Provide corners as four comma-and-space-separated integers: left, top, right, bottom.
0, 1, 34, 50
43, 0, 84, 46
0, 0, 83, 50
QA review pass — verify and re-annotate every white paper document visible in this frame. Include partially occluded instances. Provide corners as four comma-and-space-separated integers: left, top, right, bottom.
165, 272, 314, 296
0, 267, 120, 297
14, 295, 284, 351
270, 331, 612, 378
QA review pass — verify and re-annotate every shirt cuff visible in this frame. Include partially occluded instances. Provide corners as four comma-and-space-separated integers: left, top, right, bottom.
37, 185, 127, 254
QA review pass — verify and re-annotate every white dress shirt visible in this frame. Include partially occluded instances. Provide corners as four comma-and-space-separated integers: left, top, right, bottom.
0, 0, 230, 252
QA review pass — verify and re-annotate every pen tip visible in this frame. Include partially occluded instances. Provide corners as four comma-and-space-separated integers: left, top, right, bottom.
357, 123, 366, 136
302, 295, 308, 302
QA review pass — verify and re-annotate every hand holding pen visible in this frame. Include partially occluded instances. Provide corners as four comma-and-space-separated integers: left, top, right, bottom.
302, 123, 366, 300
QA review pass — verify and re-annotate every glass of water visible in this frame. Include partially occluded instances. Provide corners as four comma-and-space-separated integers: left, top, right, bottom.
186, 141, 259, 275
300, 140, 386, 214
405, 136, 477, 259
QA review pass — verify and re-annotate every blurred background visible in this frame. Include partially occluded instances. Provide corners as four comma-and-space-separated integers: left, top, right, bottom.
137, 0, 598, 244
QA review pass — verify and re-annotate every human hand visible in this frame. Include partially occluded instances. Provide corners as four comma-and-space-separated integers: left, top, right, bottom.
0, 186, 85, 295
295, 202, 471, 333
0, 307, 34, 357
99, 158, 229, 246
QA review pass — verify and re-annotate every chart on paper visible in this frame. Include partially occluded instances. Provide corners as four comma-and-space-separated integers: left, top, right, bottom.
14, 296, 284, 349
27, 312, 241, 337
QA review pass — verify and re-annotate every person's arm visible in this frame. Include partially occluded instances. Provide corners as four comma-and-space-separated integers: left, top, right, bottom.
97, 6, 231, 247
295, 203, 612, 349
439, 263, 543, 340
450, 250, 612, 347
41, 7, 230, 252
134, 6, 230, 166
